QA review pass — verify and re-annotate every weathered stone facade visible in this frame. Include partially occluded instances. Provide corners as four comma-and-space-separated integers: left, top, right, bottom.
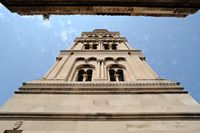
0, 29, 200, 132
1, 0, 200, 17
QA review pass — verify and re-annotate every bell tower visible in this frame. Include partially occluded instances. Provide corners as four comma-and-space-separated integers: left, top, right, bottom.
43, 29, 157, 83
1, 29, 200, 132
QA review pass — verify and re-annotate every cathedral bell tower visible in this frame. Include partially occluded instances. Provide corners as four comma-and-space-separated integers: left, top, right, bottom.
43, 29, 158, 83
1, 29, 200, 132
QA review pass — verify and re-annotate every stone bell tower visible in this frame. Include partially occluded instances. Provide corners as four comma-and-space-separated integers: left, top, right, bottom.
0, 29, 200, 132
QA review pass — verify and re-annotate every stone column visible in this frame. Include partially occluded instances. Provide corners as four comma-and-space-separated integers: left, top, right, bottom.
83, 73, 87, 82
101, 60, 105, 78
97, 59, 101, 78
115, 74, 119, 82
89, 44, 92, 50
109, 43, 112, 50
100, 41, 103, 50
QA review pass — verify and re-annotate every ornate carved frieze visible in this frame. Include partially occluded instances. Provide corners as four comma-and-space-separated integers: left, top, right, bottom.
1, 0, 200, 17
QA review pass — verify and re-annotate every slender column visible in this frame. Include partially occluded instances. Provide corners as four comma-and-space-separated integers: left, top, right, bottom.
83, 73, 87, 82
100, 60, 103, 78
115, 74, 119, 82
101, 60, 105, 78
100, 41, 103, 50
97, 59, 101, 78
109, 43, 112, 50
89, 44, 92, 50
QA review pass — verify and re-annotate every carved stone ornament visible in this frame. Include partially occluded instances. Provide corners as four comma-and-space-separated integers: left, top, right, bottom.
13, 121, 23, 130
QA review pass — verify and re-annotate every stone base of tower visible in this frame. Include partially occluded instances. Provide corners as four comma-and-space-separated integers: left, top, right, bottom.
1, 80, 200, 132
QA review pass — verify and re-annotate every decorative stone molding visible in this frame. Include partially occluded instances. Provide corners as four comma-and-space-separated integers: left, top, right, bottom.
1, 112, 200, 121
1, 0, 200, 17
15, 79, 187, 94
74, 37, 127, 42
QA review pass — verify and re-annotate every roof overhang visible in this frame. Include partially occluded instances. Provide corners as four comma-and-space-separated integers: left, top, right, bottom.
1, 0, 200, 17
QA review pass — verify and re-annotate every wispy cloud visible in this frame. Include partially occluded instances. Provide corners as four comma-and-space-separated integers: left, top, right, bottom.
58, 19, 65, 27
67, 20, 72, 25
42, 20, 52, 28
143, 34, 151, 42
60, 30, 68, 43
37, 16, 51, 28
21, 16, 35, 19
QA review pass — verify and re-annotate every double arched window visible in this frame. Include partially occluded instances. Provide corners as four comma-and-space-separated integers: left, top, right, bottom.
76, 65, 94, 82
84, 44, 98, 50
103, 44, 117, 50
108, 65, 125, 82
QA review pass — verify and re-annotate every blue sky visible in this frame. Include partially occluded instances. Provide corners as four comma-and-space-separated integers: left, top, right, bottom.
0, 3, 200, 106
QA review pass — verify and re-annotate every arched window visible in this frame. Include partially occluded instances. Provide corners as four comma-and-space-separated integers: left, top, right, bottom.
84, 44, 98, 50
112, 44, 117, 50
108, 65, 125, 82
103, 44, 117, 50
86, 69, 93, 81
93, 44, 97, 49
105, 57, 114, 62
109, 69, 116, 81
102, 35, 107, 37
76, 65, 94, 82
77, 69, 84, 81
116, 69, 124, 81
88, 57, 97, 62
94, 34, 99, 38
87, 34, 92, 37
76, 57, 85, 62
85, 44, 90, 49
116, 57, 126, 62
104, 44, 109, 50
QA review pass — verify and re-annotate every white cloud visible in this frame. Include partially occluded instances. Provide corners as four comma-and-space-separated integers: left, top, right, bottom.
60, 30, 68, 43
21, 16, 35, 19
67, 20, 72, 25
42, 20, 51, 28
58, 19, 65, 27
143, 34, 151, 41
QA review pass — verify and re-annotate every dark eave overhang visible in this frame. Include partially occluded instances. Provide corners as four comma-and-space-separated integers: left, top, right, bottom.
1, 0, 200, 17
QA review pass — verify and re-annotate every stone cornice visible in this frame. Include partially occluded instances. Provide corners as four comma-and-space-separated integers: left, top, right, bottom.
15, 89, 187, 95
60, 50, 142, 55
82, 31, 120, 35
21, 80, 181, 89
74, 37, 127, 42
0, 112, 200, 121
15, 80, 186, 94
